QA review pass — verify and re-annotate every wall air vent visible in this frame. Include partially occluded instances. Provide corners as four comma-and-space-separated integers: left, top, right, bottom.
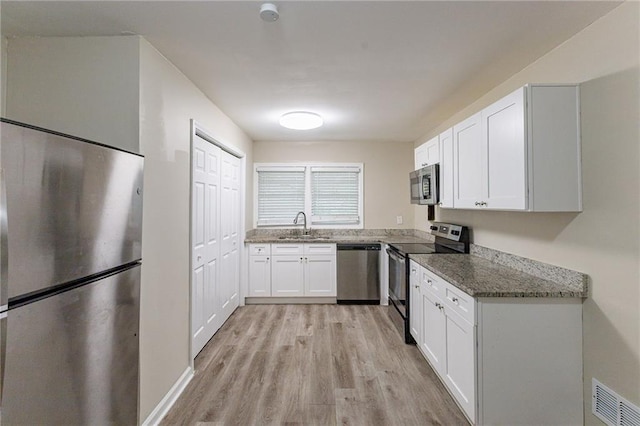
593, 378, 640, 426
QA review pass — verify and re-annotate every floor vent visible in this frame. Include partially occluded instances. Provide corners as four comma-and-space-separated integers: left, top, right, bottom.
593, 378, 640, 426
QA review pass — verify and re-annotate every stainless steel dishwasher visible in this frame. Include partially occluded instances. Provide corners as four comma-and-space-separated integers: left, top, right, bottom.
336, 243, 381, 304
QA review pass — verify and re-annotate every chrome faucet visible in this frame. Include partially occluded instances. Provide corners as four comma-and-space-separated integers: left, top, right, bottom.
293, 211, 308, 235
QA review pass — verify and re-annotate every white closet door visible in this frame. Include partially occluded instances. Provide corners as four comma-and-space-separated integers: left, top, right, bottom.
219, 151, 241, 321
192, 135, 221, 356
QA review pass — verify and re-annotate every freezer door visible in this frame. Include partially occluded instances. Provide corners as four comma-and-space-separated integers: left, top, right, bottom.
1, 121, 143, 298
2, 264, 140, 425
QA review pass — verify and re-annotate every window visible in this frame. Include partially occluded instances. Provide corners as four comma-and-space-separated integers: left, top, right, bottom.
255, 163, 363, 228
256, 166, 306, 226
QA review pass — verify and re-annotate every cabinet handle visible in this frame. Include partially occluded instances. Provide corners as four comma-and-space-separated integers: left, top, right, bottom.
300, 257, 303, 263
266, 257, 270, 261
439, 305, 444, 311
435, 302, 441, 308
452, 297, 459, 303
414, 285, 419, 289
411, 268, 416, 273
427, 279, 432, 284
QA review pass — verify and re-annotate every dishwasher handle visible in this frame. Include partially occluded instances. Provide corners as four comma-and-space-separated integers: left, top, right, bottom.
337, 244, 381, 251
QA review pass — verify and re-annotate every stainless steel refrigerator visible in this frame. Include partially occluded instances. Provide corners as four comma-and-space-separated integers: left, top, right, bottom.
0, 118, 143, 424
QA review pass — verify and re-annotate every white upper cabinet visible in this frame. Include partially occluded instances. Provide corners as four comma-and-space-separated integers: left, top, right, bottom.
414, 144, 427, 170
414, 136, 440, 170
482, 88, 527, 210
453, 84, 582, 212
438, 128, 454, 208
453, 112, 483, 209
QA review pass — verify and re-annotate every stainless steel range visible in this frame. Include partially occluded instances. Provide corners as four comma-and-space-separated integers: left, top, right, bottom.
387, 222, 469, 344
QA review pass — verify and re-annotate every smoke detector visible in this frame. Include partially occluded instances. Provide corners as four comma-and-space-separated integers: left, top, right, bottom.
260, 3, 279, 22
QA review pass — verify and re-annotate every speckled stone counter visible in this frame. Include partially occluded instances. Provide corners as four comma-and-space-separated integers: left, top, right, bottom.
409, 253, 588, 298
244, 228, 434, 245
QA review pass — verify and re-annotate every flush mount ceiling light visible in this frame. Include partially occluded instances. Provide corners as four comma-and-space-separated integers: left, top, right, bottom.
279, 112, 323, 130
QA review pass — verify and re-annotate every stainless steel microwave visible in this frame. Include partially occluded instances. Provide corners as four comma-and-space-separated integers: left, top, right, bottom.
410, 164, 439, 205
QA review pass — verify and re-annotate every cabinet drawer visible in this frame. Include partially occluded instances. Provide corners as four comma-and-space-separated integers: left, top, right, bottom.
422, 268, 443, 298
304, 243, 336, 255
249, 244, 271, 256
443, 282, 475, 325
271, 244, 304, 255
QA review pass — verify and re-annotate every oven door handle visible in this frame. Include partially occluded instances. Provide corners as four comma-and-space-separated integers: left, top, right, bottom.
386, 248, 406, 264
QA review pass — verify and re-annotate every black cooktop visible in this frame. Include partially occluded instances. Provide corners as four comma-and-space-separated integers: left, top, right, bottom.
388, 243, 437, 255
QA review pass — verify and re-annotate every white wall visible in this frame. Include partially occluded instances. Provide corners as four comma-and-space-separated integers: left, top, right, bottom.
137, 38, 253, 421
253, 140, 414, 229
5, 36, 140, 153
3, 34, 255, 423
414, 3, 640, 421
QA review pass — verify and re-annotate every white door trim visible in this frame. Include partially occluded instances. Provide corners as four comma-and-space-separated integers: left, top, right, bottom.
189, 119, 246, 367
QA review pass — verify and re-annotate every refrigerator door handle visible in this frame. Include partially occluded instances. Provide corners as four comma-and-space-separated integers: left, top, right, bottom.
0, 168, 9, 312
0, 167, 7, 311
0, 167, 7, 420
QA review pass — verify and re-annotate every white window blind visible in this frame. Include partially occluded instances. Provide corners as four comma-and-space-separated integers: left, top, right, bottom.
256, 167, 305, 226
311, 167, 361, 224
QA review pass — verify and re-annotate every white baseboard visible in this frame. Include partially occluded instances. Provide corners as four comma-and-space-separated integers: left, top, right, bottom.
141, 366, 194, 426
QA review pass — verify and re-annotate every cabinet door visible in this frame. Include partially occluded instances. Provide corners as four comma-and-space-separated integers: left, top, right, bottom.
482, 87, 526, 210
421, 289, 446, 373
248, 256, 271, 296
438, 128, 454, 208
425, 136, 440, 166
409, 262, 421, 343
415, 144, 428, 170
271, 256, 304, 296
304, 255, 336, 296
453, 112, 483, 209
444, 308, 476, 422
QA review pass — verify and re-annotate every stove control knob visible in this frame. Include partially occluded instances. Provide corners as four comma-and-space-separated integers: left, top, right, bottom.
451, 230, 460, 236
430, 226, 438, 231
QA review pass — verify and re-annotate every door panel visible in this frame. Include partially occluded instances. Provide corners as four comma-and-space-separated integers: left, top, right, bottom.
1, 121, 144, 298
271, 256, 304, 296
304, 255, 336, 296
444, 309, 476, 421
220, 151, 240, 319
249, 256, 271, 296
439, 128, 454, 208
3, 265, 140, 425
453, 113, 482, 209
192, 135, 221, 356
482, 88, 526, 209
421, 290, 445, 372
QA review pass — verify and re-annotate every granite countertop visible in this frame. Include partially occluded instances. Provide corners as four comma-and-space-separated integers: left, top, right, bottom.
244, 235, 432, 245
409, 253, 588, 298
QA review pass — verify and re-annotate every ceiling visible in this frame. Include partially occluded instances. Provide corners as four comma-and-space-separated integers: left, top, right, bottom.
1, 1, 621, 142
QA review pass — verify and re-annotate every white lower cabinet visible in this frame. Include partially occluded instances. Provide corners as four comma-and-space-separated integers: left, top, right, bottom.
248, 255, 271, 296
304, 254, 336, 296
409, 262, 421, 341
410, 260, 583, 425
248, 243, 336, 298
420, 286, 446, 372
271, 255, 306, 296
443, 306, 476, 421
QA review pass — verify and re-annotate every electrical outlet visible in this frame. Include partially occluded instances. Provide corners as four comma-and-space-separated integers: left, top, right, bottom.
396, 215, 403, 225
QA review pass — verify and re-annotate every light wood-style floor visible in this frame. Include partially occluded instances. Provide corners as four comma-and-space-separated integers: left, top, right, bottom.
162, 304, 470, 425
